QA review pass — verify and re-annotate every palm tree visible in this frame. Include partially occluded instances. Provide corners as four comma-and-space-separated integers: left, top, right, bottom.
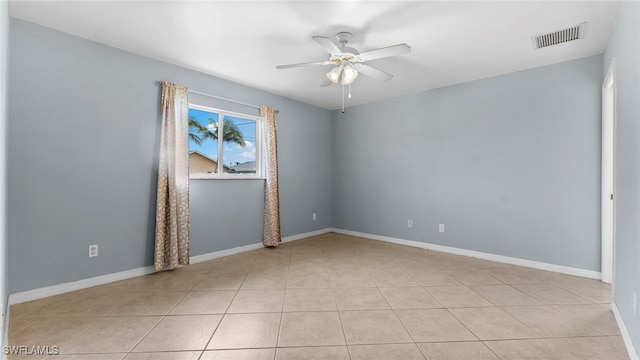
189, 117, 246, 147
188, 117, 208, 145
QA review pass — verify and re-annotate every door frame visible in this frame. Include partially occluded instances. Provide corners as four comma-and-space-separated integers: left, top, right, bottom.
601, 58, 616, 285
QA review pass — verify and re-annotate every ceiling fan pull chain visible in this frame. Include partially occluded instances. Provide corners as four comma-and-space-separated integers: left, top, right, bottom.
342, 84, 345, 113
348, 84, 352, 98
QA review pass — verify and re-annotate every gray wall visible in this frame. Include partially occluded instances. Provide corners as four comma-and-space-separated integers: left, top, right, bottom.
6, 13, 615, 308
8, 18, 333, 293
1, 0, 10, 333
333, 55, 603, 272
605, 1, 640, 356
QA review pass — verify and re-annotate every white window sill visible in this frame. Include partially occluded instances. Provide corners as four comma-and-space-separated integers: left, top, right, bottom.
189, 174, 265, 180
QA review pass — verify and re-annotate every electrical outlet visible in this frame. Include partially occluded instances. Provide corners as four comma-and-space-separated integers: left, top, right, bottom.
407, 220, 413, 228
312, 213, 317, 221
89, 244, 98, 258
633, 292, 637, 315
439, 224, 445, 232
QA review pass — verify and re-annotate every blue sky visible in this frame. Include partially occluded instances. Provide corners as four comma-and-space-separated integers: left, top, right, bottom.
188, 108, 257, 166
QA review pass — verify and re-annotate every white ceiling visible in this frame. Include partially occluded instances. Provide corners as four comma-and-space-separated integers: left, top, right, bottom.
9, 1, 620, 110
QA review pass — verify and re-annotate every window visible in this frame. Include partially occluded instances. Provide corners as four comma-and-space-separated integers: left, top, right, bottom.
188, 104, 261, 179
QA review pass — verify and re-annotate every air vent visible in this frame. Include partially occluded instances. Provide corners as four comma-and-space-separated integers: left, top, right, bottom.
532, 22, 586, 49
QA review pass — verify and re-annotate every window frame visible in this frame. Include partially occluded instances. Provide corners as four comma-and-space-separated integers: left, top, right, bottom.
188, 104, 263, 180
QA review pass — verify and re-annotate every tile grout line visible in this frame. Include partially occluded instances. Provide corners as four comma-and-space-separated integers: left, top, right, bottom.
8, 234, 622, 359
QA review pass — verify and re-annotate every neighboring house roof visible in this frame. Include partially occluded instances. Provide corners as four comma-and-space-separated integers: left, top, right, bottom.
230, 161, 256, 173
189, 150, 231, 172
189, 150, 216, 163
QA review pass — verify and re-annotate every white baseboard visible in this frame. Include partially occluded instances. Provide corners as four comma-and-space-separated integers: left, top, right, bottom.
7, 228, 334, 305
612, 301, 639, 360
332, 228, 601, 280
189, 242, 265, 264
6, 226, 602, 306
9, 242, 267, 305
282, 228, 333, 243
190, 228, 333, 263
8, 265, 155, 306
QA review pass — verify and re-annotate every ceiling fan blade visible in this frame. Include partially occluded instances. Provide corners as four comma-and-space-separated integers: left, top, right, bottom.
352, 63, 393, 82
358, 44, 411, 62
276, 60, 333, 69
320, 78, 333, 87
312, 36, 343, 55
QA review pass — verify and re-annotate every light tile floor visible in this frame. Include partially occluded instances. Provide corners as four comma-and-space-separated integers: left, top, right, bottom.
7, 233, 629, 359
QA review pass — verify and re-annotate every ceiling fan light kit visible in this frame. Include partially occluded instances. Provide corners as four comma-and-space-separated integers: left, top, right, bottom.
326, 62, 358, 86
277, 31, 411, 112
340, 64, 358, 85
327, 63, 344, 83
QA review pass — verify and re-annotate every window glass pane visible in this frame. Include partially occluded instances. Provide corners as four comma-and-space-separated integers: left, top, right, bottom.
188, 109, 219, 176
188, 106, 259, 178
223, 115, 257, 174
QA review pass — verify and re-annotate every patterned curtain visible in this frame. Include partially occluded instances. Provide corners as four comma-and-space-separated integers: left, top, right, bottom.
261, 106, 281, 247
154, 82, 190, 271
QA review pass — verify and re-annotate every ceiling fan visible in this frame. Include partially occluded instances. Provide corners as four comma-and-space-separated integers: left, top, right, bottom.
276, 32, 411, 87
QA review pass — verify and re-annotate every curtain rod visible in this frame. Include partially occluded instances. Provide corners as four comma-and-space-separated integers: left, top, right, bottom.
190, 89, 260, 110
157, 81, 278, 113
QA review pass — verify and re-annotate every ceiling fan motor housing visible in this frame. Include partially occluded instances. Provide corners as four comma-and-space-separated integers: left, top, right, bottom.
336, 31, 352, 45
334, 32, 360, 59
